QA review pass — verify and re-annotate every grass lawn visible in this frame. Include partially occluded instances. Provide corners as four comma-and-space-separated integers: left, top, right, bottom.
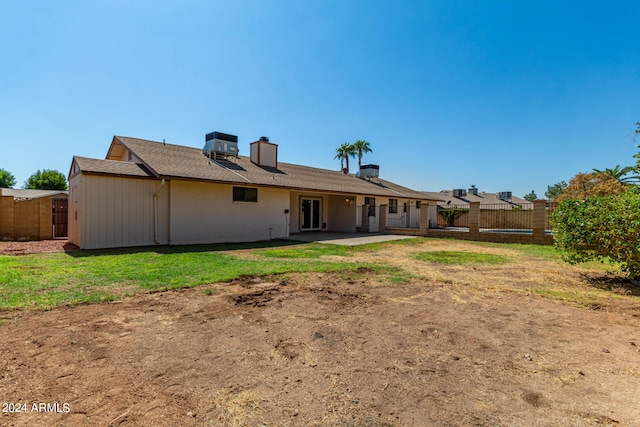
0, 244, 395, 310
0, 237, 632, 310
413, 250, 509, 264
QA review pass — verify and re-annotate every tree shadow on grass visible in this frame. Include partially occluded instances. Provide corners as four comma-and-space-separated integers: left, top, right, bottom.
581, 273, 640, 297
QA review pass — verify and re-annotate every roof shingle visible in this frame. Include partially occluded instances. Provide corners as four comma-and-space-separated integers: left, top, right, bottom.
76, 136, 433, 200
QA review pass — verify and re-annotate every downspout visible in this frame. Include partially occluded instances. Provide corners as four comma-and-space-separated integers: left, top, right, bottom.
154, 179, 166, 244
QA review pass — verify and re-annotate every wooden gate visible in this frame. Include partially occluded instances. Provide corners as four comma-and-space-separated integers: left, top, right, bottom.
52, 199, 68, 238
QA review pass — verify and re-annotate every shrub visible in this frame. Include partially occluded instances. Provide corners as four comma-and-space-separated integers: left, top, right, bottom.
551, 188, 640, 278
437, 206, 469, 227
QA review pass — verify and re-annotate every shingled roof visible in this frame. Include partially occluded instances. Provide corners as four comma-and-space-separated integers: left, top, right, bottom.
75, 136, 432, 200
73, 156, 153, 178
431, 190, 530, 207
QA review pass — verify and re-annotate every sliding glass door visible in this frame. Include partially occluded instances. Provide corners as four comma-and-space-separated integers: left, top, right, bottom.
301, 198, 322, 231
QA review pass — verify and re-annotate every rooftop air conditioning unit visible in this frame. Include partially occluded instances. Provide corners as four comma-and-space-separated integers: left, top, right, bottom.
203, 131, 239, 157
498, 191, 512, 201
453, 189, 467, 198
357, 164, 379, 178
468, 187, 478, 196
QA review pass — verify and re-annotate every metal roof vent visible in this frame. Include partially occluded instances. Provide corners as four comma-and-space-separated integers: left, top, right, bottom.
203, 131, 239, 158
498, 191, 512, 201
357, 164, 379, 179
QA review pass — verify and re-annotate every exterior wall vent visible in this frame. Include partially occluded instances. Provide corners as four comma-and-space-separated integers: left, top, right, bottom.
357, 164, 379, 178
250, 137, 278, 169
203, 131, 239, 158
498, 191, 513, 201
453, 189, 467, 198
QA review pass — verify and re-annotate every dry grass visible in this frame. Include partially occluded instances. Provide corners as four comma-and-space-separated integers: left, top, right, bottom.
213, 389, 266, 427
343, 238, 636, 309
233, 237, 635, 309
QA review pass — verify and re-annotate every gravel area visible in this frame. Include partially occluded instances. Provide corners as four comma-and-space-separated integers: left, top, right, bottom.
0, 240, 78, 255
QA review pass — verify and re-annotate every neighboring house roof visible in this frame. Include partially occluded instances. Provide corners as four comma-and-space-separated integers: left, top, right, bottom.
0, 188, 68, 200
430, 190, 530, 207
73, 136, 434, 200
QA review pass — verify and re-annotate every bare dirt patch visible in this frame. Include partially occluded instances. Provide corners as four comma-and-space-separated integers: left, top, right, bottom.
1, 269, 640, 426
0, 240, 78, 255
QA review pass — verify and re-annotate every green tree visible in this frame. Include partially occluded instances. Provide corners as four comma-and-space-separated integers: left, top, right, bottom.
552, 188, 640, 279
592, 165, 639, 184
0, 168, 16, 188
352, 139, 372, 168
633, 120, 640, 169
545, 180, 568, 201
523, 190, 538, 202
24, 169, 68, 190
334, 142, 356, 172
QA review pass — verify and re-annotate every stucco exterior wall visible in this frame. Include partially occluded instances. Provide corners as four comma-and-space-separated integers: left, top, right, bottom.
289, 191, 330, 232
169, 180, 289, 244
327, 195, 357, 232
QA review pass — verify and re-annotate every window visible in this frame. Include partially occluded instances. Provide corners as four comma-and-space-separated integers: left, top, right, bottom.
389, 199, 398, 214
416, 201, 421, 209
233, 186, 257, 202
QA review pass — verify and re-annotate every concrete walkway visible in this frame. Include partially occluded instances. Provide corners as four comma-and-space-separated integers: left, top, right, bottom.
287, 232, 417, 246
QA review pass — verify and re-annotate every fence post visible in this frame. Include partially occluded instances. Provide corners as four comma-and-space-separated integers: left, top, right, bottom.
469, 202, 480, 236
532, 200, 546, 243
379, 204, 388, 232
420, 202, 431, 234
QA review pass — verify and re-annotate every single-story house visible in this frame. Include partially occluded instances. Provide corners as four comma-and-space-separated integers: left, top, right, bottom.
424, 188, 530, 208
0, 188, 68, 241
68, 134, 436, 249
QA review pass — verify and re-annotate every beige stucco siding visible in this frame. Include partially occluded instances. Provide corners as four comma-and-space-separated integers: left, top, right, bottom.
69, 173, 169, 249
327, 195, 357, 232
169, 180, 289, 244
289, 191, 330, 232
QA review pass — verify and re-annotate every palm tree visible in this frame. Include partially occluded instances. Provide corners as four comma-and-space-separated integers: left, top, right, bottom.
334, 142, 356, 172
592, 165, 640, 184
352, 140, 372, 168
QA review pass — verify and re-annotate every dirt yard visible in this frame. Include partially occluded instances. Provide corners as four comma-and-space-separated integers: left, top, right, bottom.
1, 240, 640, 426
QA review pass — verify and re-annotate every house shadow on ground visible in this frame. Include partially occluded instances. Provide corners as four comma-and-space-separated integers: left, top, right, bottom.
64, 239, 303, 258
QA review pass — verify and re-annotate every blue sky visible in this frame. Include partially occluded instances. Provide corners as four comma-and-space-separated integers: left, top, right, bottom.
2, 1, 639, 198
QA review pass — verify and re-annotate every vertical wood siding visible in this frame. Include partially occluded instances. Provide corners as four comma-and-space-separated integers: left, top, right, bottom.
78, 175, 168, 249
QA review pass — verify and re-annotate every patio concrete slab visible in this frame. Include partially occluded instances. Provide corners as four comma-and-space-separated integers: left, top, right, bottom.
288, 232, 417, 246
